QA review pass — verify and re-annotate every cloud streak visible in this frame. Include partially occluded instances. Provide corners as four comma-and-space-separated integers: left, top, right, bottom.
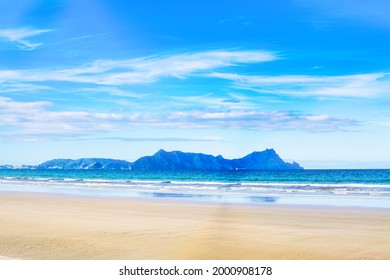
210, 72, 390, 97
297, 0, 390, 28
0, 97, 358, 140
59, 137, 220, 142
167, 110, 358, 131
0, 49, 277, 85
0, 27, 52, 50
2, 48, 387, 100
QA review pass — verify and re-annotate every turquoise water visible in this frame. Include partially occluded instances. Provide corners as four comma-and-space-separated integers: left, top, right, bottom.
0, 169, 389, 208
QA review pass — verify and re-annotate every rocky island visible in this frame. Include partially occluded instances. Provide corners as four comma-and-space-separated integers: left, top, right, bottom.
34, 148, 303, 171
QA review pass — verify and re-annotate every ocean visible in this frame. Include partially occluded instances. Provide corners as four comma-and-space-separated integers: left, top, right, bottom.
0, 169, 389, 208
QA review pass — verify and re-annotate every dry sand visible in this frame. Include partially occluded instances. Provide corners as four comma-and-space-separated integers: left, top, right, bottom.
0, 191, 389, 260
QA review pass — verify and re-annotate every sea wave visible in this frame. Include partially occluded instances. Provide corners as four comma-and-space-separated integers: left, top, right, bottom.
1, 176, 389, 196
1, 175, 390, 209
1, 176, 390, 188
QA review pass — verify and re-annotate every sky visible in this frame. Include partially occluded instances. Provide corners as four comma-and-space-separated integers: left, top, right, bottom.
0, 0, 389, 168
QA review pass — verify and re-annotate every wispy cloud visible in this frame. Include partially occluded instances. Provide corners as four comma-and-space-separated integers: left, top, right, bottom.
59, 137, 220, 142
7, 49, 386, 101
218, 17, 252, 26
0, 97, 358, 140
0, 97, 119, 137
170, 93, 257, 110
210, 72, 390, 98
0, 27, 52, 50
0, 50, 277, 85
166, 110, 358, 131
0, 83, 52, 93
77, 87, 148, 98
297, 0, 390, 28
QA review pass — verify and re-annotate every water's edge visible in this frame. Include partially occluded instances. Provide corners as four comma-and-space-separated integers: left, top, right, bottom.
1, 169, 389, 208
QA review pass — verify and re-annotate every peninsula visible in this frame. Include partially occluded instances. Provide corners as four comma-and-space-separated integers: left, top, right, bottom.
35, 148, 303, 171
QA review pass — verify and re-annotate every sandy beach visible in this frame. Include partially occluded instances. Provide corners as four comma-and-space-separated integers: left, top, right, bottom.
0, 191, 389, 260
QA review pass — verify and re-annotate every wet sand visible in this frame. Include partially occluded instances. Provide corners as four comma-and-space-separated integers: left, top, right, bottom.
0, 191, 389, 260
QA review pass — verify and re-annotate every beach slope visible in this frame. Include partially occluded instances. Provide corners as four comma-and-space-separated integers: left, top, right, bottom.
0, 191, 389, 260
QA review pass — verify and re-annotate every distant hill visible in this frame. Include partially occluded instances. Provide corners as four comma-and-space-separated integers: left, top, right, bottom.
29, 149, 303, 171
0, 165, 14, 169
231, 149, 302, 170
37, 158, 132, 170
131, 148, 303, 171
131, 149, 232, 171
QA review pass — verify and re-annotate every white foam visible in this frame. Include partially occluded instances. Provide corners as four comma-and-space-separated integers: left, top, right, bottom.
0, 256, 16, 260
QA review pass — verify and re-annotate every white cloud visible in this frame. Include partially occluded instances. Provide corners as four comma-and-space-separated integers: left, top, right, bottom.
166, 110, 358, 131
0, 97, 358, 140
60, 136, 220, 142
170, 93, 251, 110
0, 83, 52, 93
0, 27, 52, 50
0, 97, 122, 137
0, 50, 278, 85
0, 70, 23, 82
6, 48, 386, 100
77, 87, 148, 98
0, 96, 52, 114
210, 72, 390, 97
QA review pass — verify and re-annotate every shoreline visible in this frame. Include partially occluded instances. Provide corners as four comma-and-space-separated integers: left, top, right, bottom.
1, 189, 388, 212
0, 256, 14, 260
1, 182, 389, 209
0, 191, 389, 260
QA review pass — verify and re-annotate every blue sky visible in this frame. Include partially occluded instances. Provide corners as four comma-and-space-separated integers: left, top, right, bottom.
1, 0, 390, 168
